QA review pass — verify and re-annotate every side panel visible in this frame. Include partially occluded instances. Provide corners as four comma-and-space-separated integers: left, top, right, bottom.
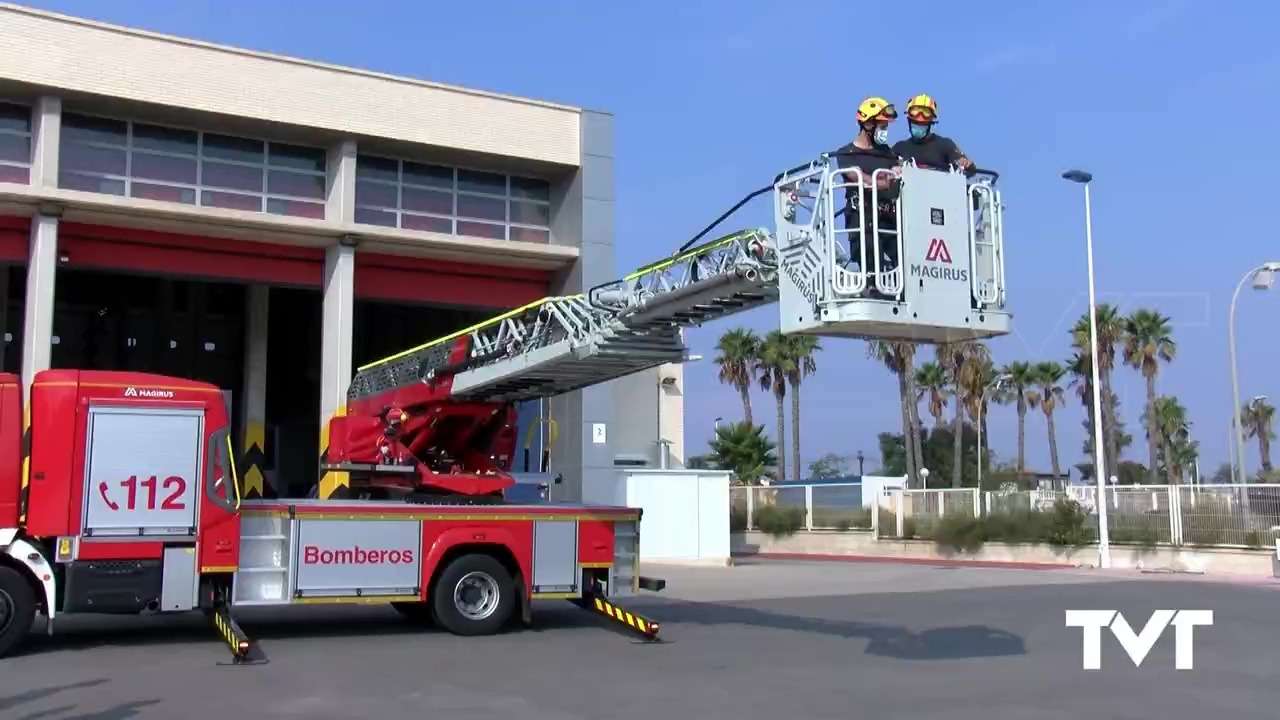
531, 520, 578, 592
81, 406, 203, 538
160, 545, 199, 611
293, 519, 421, 598
24, 378, 84, 538
0, 374, 21, 529
577, 519, 614, 567
900, 167, 974, 328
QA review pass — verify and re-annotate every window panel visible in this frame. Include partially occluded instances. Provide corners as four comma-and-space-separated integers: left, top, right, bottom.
60, 172, 125, 196
133, 123, 198, 155
510, 226, 551, 244
510, 200, 550, 227
354, 207, 397, 227
131, 183, 196, 205
457, 193, 506, 222
203, 161, 264, 193
402, 186, 452, 215
355, 180, 398, 209
0, 134, 28, 164
0, 164, 29, 184
403, 161, 453, 190
202, 133, 265, 164
457, 220, 506, 240
201, 190, 263, 212
356, 155, 398, 183
132, 151, 198, 185
61, 142, 127, 176
457, 169, 506, 195
0, 103, 30, 133
62, 113, 127, 146
511, 176, 551, 202
267, 169, 326, 200
268, 142, 327, 173
402, 213, 453, 234
266, 198, 326, 219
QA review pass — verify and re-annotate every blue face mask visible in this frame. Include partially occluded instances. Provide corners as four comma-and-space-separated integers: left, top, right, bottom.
873, 128, 890, 145
910, 123, 930, 140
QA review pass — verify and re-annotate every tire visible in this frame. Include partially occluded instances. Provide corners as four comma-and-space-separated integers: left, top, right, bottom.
430, 553, 515, 637
0, 565, 36, 659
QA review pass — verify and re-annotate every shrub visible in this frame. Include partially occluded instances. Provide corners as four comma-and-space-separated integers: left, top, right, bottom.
730, 506, 748, 533
834, 518, 853, 532
754, 505, 806, 538
933, 514, 987, 554
1044, 499, 1094, 547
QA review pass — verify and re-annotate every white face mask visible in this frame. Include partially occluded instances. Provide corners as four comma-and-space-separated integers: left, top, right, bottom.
873, 128, 890, 145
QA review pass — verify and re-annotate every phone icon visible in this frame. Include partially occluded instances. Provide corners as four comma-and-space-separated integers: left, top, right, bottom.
98, 481, 119, 511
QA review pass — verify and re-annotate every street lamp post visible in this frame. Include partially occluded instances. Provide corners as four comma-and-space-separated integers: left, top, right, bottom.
976, 373, 1012, 489
1062, 169, 1111, 569
1229, 263, 1280, 485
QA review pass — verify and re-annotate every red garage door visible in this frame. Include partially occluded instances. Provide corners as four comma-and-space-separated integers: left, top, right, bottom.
58, 223, 324, 287
0, 216, 29, 263
354, 252, 550, 309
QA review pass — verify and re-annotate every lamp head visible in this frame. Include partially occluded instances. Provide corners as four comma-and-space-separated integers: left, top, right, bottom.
1062, 169, 1093, 184
1252, 269, 1276, 290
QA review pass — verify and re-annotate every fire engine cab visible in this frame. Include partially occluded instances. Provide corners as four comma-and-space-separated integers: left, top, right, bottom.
0, 150, 1009, 662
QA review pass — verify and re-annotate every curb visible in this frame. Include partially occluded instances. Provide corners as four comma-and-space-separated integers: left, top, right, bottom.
733, 551, 1076, 571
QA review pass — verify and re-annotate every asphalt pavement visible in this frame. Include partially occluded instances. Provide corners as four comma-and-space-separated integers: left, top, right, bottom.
2, 560, 1278, 720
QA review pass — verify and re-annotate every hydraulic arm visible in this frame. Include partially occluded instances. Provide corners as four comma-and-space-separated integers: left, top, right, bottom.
324, 152, 1010, 501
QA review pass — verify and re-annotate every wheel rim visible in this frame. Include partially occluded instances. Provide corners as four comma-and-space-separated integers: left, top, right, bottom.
0, 588, 13, 636
452, 571, 500, 621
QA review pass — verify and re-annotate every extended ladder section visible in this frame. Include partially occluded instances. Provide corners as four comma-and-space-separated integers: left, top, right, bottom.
773, 155, 1010, 343
347, 230, 779, 405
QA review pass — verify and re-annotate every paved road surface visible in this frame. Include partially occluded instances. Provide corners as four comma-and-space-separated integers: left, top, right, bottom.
2, 560, 1278, 719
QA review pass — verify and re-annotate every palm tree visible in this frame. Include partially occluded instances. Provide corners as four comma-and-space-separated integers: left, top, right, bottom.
938, 342, 990, 487
708, 421, 778, 486
1031, 361, 1067, 485
1001, 361, 1036, 477
783, 335, 821, 483
714, 328, 761, 425
1123, 308, 1177, 482
868, 340, 923, 485
1147, 396, 1192, 484
914, 361, 949, 430
755, 330, 793, 482
1241, 397, 1276, 476
1071, 304, 1126, 472
961, 354, 998, 476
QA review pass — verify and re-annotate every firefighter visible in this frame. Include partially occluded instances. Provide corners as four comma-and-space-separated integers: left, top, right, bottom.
892, 94, 974, 172
836, 97, 902, 291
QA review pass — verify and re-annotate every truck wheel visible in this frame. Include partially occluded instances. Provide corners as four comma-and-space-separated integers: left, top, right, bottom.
0, 565, 36, 658
431, 554, 515, 637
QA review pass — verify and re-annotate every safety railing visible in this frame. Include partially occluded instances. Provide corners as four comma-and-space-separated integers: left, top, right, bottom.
967, 177, 1005, 308
730, 483, 1280, 549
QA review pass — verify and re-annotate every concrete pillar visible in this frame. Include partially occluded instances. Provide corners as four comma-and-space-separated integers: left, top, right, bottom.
326, 140, 357, 224
317, 237, 356, 499
548, 110, 615, 503
29, 96, 61, 190
21, 208, 59, 392
239, 284, 270, 498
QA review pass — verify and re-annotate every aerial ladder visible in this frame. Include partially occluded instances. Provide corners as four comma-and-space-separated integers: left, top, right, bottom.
322, 152, 1009, 502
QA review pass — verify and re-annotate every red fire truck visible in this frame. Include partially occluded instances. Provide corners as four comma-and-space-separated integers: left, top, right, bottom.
0, 153, 1010, 663
0, 369, 663, 662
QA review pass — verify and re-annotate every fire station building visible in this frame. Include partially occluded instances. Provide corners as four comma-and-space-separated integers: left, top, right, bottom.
0, 4, 618, 502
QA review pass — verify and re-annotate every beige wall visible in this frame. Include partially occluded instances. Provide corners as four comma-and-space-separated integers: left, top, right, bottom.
0, 4, 581, 166
611, 363, 686, 467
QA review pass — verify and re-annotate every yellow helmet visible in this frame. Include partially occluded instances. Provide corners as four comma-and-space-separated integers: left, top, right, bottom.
906, 94, 938, 122
856, 96, 897, 124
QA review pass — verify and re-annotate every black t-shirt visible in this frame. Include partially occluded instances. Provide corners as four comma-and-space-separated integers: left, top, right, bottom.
892, 133, 966, 171
835, 141, 899, 212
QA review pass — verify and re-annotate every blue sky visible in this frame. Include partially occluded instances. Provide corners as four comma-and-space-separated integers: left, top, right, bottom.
26, 0, 1280, 476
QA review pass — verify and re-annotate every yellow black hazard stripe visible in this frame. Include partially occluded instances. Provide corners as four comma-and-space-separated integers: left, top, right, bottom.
588, 596, 660, 638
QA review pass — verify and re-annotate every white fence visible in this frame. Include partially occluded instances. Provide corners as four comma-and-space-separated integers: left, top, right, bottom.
729, 482, 1280, 548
